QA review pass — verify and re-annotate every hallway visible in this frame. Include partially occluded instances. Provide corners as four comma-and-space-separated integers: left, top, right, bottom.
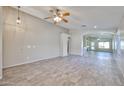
0, 52, 124, 86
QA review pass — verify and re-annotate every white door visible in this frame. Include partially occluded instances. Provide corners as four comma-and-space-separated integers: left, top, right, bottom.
60, 33, 70, 56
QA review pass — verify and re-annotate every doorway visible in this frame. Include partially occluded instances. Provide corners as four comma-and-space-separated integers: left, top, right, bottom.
83, 35, 113, 53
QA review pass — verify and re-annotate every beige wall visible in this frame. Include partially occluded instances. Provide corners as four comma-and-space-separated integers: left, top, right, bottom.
0, 7, 3, 79
3, 7, 68, 68
70, 30, 82, 55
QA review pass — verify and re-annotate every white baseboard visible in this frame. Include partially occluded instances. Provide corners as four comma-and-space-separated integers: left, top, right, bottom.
70, 52, 81, 56
3, 56, 60, 69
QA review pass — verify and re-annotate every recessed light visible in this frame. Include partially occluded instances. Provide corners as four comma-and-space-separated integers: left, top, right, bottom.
94, 26, 97, 28
97, 38, 100, 41
82, 25, 87, 27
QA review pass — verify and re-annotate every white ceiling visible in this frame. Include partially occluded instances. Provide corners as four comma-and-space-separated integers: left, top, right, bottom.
12, 6, 124, 38
16, 6, 124, 30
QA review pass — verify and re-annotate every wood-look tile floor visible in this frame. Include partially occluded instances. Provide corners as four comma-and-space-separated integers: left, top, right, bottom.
0, 52, 124, 86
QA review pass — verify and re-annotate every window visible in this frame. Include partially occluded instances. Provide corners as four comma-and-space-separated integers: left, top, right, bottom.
91, 42, 95, 46
99, 42, 104, 48
121, 41, 124, 49
104, 42, 110, 49
91, 42, 95, 50
98, 42, 110, 49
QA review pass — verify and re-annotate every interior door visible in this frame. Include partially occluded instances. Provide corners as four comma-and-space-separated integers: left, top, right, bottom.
67, 37, 70, 55
60, 33, 69, 56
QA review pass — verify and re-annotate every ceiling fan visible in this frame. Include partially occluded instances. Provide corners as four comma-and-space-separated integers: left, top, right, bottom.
44, 8, 70, 24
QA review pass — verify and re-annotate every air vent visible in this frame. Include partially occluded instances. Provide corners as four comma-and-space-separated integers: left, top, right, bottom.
82, 25, 87, 27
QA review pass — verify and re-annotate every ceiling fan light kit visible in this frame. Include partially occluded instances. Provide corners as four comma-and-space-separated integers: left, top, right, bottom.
53, 16, 62, 22
44, 8, 70, 24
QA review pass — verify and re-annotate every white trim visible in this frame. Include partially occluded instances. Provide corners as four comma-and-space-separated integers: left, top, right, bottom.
70, 52, 81, 56
3, 56, 60, 69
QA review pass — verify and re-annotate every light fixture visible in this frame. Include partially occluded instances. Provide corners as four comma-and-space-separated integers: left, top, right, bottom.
94, 25, 97, 29
82, 25, 87, 27
53, 16, 62, 23
97, 38, 100, 41
16, 6, 21, 24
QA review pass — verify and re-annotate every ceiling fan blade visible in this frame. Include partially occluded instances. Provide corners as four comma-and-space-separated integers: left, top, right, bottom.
62, 18, 68, 23
55, 9, 61, 16
49, 10, 54, 13
63, 12, 70, 16
44, 16, 53, 19
54, 21, 57, 25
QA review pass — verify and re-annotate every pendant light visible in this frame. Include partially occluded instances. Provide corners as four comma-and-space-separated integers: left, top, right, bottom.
16, 6, 21, 24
